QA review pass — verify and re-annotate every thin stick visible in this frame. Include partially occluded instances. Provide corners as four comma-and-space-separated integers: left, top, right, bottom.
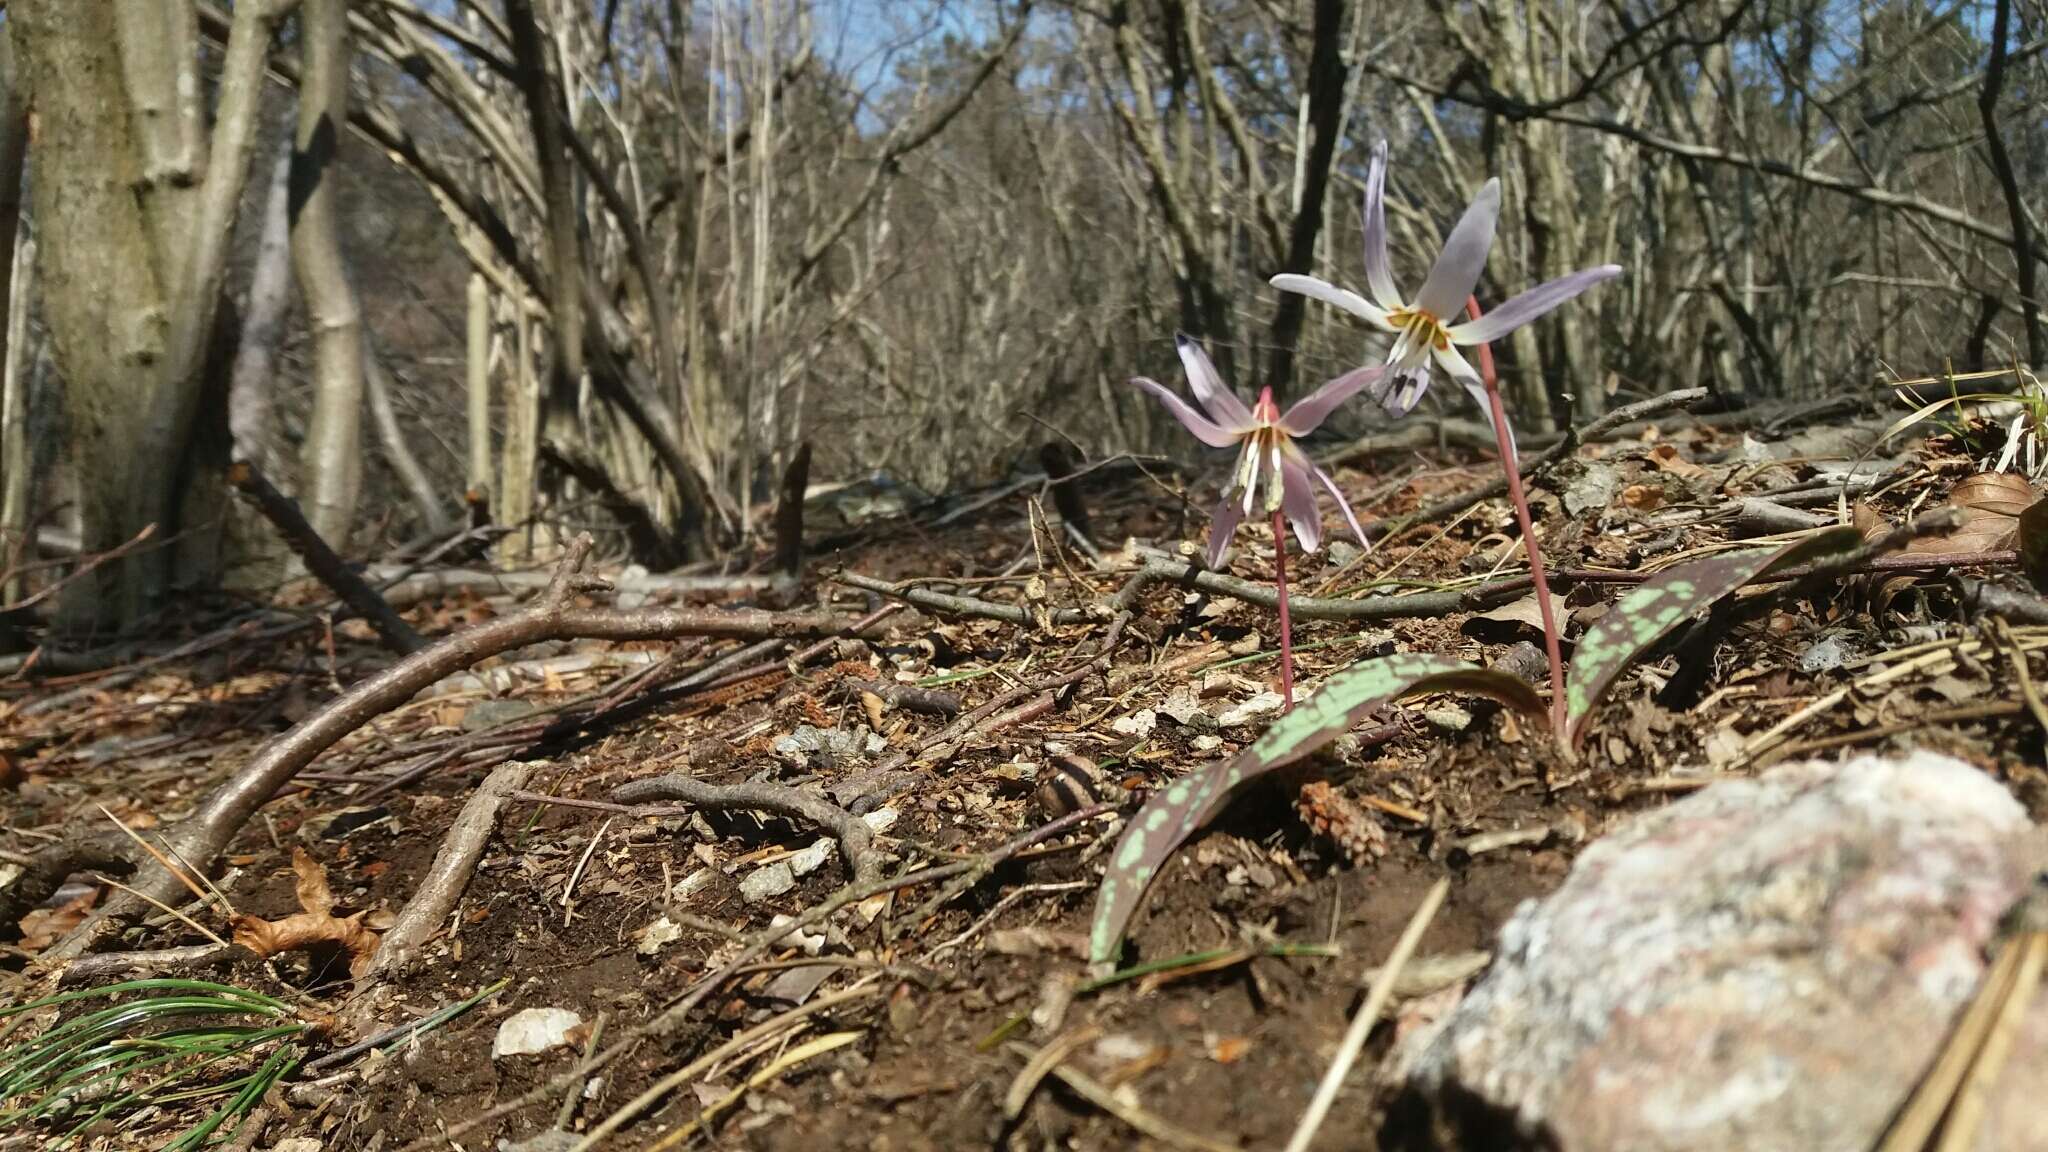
1936, 933, 2046, 1151
1466, 296, 1566, 743
1272, 509, 1295, 711
1283, 876, 1450, 1152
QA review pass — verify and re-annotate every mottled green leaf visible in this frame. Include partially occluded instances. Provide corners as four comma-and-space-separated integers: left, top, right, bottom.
1564, 526, 1862, 748
1088, 654, 1543, 966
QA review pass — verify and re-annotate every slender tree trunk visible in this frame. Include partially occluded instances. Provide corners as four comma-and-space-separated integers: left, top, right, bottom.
0, 237, 33, 605
1979, 0, 2044, 366
1263, 0, 1347, 393
228, 143, 295, 482
364, 335, 451, 536
0, 29, 29, 604
499, 299, 541, 561
466, 272, 493, 503
291, 0, 367, 548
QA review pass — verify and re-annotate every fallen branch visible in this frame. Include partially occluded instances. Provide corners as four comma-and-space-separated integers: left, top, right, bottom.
229, 461, 425, 655
613, 772, 881, 886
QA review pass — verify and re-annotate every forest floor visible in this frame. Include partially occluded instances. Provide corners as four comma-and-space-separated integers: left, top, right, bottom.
3, 393, 2043, 1151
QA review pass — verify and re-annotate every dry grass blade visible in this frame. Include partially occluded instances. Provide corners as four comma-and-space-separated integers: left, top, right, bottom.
648, 1030, 865, 1150
1878, 934, 2030, 1152
1932, 933, 2045, 1152
1003, 1025, 1100, 1119
1001, 1042, 1243, 1152
1284, 877, 1451, 1152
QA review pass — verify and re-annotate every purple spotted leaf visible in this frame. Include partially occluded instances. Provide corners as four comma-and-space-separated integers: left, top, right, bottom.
1088, 654, 1543, 966
1564, 526, 1863, 748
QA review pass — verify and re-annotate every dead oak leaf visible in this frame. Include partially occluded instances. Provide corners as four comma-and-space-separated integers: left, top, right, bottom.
231, 847, 380, 978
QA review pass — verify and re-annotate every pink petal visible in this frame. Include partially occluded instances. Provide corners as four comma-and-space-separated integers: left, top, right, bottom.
1280, 451, 1322, 554
1311, 462, 1372, 554
1269, 274, 1394, 329
1447, 265, 1623, 345
1174, 333, 1256, 430
1280, 364, 1386, 436
1362, 141, 1403, 310
1414, 179, 1500, 322
1129, 375, 1242, 448
1205, 490, 1246, 569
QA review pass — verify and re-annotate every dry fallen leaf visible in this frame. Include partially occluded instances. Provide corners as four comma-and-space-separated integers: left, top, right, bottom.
1621, 483, 1665, 511
1645, 442, 1704, 479
19, 889, 97, 952
231, 847, 381, 978
1915, 471, 2035, 555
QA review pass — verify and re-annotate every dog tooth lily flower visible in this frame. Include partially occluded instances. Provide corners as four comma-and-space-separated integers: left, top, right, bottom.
1130, 333, 1381, 568
1271, 140, 1622, 451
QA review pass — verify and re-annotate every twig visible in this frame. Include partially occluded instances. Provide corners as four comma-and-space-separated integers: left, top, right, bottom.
363, 761, 533, 981
229, 461, 425, 654
1283, 876, 1450, 1152
1011, 1046, 1241, 1152
1957, 575, 2048, 626
835, 570, 1088, 627
613, 774, 882, 887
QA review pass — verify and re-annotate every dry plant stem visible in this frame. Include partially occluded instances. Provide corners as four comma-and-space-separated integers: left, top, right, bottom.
1284, 876, 1450, 1152
1466, 296, 1567, 742
405, 804, 1110, 1152
1, 536, 868, 951
362, 761, 533, 982
228, 460, 424, 655
612, 774, 880, 886
1272, 509, 1295, 711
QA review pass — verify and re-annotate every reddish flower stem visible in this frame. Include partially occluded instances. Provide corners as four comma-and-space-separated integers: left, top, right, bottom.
1272, 508, 1295, 712
1465, 295, 1568, 743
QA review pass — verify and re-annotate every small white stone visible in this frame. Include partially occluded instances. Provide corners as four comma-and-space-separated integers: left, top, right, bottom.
740, 861, 796, 903
1217, 691, 1286, 727
1112, 709, 1158, 737
769, 913, 826, 956
636, 915, 683, 956
1192, 735, 1224, 752
493, 1008, 583, 1058
861, 807, 899, 833
788, 838, 835, 877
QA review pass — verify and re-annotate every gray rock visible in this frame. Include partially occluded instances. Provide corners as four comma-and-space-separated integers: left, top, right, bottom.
772, 725, 866, 770
1396, 750, 2041, 1152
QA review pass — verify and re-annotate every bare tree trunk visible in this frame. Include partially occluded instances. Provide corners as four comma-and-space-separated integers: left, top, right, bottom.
15, 0, 284, 630
466, 272, 492, 504
0, 28, 29, 604
503, 0, 585, 448
1979, 0, 2044, 366
0, 237, 32, 605
228, 143, 294, 481
364, 334, 451, 536
499, 298, 541, 561
1263, 0, 1348, 392
292, 0, 366, 548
